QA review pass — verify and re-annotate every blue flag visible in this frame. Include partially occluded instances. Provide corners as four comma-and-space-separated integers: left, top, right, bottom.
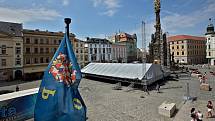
34, 32, 87, 121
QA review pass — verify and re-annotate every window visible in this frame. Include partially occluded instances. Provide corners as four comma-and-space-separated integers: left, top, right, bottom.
182, 51, 184, 55
181, 45, 184, 49
40, 48, 44, 54
90, 48, 93, 54
26, 48, 30, 54
59, 40, 61, 44
34, 39, 38, 44
46, 39, 49, 44
1, 59, 6, 66
85, 55, 88, 61
94, 48, 97, 54
16, 47, 21, 54
2, 45, 6, 54
40, 39, 44, 44
209, 45, 211, 49
109, 48, 111, 53
16, 43, 21, 46
46, 48, 49, 53
209, 52, 211, 56
103, 48, 105, 53
76, 43, 78, 47
54, 48, 57, 53
177, 52, 179, 55
54, 40, 57, 44
172, 46, 174, 49
76, 49, 79, 53
26, 38, 30, 44
80, 44, 83, 47
26, 58, 30, 64
80, 50, 83, 53
34, 58, 38, 64
46, 57, 49, 63
16, 58, 21, 65
177, 46, 179, 49
40, 57, 44, 63
34, 48, 38, 54
177, 41, 179, 44
172, 52, 174, 55
181, 41, 183, 43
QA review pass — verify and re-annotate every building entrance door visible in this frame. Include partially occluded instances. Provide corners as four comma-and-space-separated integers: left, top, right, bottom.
15, 70, 22, 80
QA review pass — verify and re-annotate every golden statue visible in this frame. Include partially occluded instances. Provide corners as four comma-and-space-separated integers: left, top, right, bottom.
154, 0, 160, 11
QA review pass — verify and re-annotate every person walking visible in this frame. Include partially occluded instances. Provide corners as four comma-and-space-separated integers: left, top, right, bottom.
207, 100, 214, 118
156, 83, 160, 93
16, 85, 19, 91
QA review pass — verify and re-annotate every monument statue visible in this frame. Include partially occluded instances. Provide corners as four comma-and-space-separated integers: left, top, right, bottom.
149, 0, 170, 69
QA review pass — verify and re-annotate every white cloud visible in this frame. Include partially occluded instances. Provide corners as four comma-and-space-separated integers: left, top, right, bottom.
91, 0, 121, 16
92, 0, 102, 7
62, 0, 69, 6
0, 7, 61, 23
161, 0, 215, 35
101, 9, 116, 17
104, 0, 120, 9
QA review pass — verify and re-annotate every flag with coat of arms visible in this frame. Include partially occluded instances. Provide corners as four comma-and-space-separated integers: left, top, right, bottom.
34, 20, 87, 121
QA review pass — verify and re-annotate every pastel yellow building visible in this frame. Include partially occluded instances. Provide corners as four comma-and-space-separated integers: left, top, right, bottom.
168, 35, 206, 64
23, 29, 75, 80
73, 38, 88, 68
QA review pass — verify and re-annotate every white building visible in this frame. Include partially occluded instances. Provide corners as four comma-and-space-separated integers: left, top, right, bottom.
206, 20, 215, 65
86, 38, 112, 63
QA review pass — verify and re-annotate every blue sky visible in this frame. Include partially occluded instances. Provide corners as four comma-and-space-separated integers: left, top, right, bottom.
0, 0, 214, 48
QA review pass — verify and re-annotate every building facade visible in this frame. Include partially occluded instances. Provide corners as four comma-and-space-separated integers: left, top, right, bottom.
112, 32, 137, 62
23, 29, 75, 80
0, 21, 23, 81
205, 20, 215, 65
86, 38, 112, 63
112, 43, 127, 63
168, 35, 206, 64
73, 38, 88, 68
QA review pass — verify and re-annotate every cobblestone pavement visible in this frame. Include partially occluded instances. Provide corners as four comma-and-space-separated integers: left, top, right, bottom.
80, 79, 184, 121
174, 65, 215, 121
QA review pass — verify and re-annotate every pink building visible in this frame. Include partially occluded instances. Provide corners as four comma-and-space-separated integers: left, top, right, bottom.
112, 43, 127, 63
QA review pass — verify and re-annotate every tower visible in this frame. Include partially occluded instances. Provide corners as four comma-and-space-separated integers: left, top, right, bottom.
205, 18, 215, 65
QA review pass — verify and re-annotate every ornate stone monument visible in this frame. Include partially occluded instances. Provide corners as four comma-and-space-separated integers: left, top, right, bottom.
149, 0, 170, 68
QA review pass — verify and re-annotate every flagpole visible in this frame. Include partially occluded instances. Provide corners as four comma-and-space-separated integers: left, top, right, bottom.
64, 18, 71, 39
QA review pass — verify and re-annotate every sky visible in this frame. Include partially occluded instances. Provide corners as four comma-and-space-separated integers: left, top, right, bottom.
0, 0, 214, 48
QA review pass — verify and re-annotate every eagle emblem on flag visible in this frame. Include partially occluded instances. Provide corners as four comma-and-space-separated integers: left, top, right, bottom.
49, 52, 76, 85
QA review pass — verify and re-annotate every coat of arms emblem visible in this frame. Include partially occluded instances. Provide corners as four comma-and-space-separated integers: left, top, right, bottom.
49, 52, 76, 85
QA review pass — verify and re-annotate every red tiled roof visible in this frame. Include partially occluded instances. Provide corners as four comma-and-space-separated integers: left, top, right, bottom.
167, 35, 206, 41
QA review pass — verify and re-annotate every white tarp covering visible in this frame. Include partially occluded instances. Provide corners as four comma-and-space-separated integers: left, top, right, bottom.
81, 63, 165, 85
